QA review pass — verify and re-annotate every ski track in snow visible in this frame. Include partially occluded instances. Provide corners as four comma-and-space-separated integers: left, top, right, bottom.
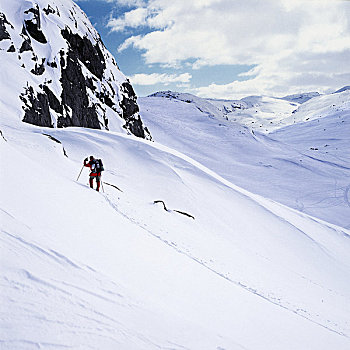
0, 37, 349, 346
101, 191, 349, 339
1, 117, 350, 348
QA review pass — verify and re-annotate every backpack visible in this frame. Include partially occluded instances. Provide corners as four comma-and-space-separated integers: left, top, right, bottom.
93, 159, 104, 173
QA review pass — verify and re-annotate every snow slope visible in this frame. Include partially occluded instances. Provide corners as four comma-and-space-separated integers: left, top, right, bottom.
1, 107, 350, 349
208, 95, 299, 133
280, 92, 320, 104
151, 91, 301, 134
139, 90, 350, 228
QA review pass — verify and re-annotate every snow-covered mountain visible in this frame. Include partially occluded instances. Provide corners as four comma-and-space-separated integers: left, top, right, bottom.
334, 86, 350, 94
139, 89, 350, 228
150, 90, 326, 134
0, 0, 150, 138
280, 91, 321, 104
1, 1, 350, 349
1, 103, 350, 349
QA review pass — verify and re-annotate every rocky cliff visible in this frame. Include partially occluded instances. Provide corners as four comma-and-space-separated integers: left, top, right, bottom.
0, 0, 150, 139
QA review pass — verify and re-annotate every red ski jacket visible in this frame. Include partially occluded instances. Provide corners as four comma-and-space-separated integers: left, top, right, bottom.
84, 160, 101, 177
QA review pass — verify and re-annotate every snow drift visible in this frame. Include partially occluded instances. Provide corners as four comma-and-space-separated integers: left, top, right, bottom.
1, 1, 350, 349
1, 106, 350, 349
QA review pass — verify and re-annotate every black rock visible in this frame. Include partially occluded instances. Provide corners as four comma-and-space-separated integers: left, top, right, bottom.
19, 37, 33, 53
124, 115, 150, 139
19, 26, 33, 53
43, 5, 55, 16
31, 58, 46, 75
47, 61, 57, 68
61, 27, 106, 80
0, 13, 11, 41
21, 86, 53, 128
7, 44, 15, 52
120, 81, 139, 117
24, 6, 47, 44
60, 50, 100, 129
42, 85, 63, 114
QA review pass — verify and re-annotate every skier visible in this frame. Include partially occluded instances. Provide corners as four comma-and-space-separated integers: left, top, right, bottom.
84, 156, 103, 191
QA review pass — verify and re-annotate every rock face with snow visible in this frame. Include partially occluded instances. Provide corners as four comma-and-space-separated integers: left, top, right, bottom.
0, 0, 150, 139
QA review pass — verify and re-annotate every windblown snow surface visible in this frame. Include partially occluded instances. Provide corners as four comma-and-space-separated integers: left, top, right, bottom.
140, 90, 350, 228
1, 85, 350, 350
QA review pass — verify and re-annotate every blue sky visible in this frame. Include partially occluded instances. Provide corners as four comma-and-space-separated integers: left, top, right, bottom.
76, 0, 350, 99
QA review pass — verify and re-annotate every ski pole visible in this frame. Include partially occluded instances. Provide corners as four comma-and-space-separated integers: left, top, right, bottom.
76, 164, 84, 181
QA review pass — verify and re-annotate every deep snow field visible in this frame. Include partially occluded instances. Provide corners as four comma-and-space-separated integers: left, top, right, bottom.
140, 90, 350, 228
1, 88, 350, 349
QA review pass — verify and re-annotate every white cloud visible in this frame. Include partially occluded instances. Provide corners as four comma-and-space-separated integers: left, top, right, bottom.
107, 7, 149, 32
116, 0, 147, 6
129, 72, 192, 85
109, 0, 350, 97
101, 0, 146, 5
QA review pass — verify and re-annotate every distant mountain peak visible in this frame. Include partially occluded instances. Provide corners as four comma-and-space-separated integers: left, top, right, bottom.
333, 86, 350, 94
280, 92, 320, 104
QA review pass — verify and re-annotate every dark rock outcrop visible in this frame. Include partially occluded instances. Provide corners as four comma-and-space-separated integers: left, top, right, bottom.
120, 82, 139, 117
61, 28, 105, 80
0, 13, 11, 41
19, 37, 33, 53
7, 44, 15, 52
20, 86, 53, 128
43, 5, 55, 16
24, 6, 47, 44
119, 82, 150, 138
97, 91, 114, 109
59, 50, 100, 128
41, 85, 63, 115
19, 26, 33, 53
4, 1, 150, 138
47, 60, 57, 68
124, 115, 150, 139
31, 58, 46, 75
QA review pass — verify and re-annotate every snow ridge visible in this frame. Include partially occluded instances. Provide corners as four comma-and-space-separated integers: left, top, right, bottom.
140, 88, 350, 228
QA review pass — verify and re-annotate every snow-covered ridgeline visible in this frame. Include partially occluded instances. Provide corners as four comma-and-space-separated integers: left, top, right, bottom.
139, 89, 350, 228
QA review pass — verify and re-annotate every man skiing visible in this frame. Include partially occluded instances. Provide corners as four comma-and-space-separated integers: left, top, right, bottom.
84, 156, 102, 191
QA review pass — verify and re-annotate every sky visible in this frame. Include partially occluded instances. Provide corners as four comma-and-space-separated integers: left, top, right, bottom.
75, 0, 350, 99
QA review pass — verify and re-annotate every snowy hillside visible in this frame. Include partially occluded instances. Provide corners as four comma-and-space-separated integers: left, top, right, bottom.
139, 89, 350, 228
1, 109, 350, 349
0, 0, 149, 138
150, 90, 325, 134
208, 95, 298, 133
280, 92, 321, 104
1, 1, 350, 349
